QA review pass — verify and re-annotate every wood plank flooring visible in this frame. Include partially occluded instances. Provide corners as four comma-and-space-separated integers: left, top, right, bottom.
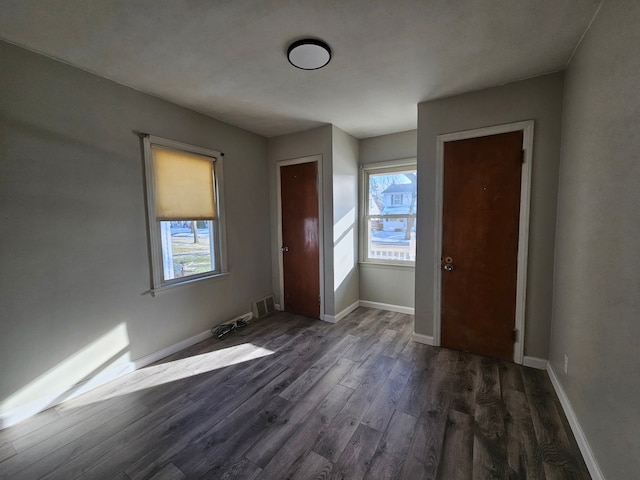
0, 308, 591, 479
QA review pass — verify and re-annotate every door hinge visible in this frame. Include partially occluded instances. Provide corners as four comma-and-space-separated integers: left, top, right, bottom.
521, 149, 526, 163
513, 328, 519, 343
318, 295, 321, 305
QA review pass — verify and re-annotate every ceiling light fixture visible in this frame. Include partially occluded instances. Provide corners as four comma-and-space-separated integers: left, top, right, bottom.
287, 39, 332, 70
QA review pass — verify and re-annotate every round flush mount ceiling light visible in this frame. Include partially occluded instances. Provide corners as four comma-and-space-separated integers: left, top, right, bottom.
287, 39, 332, 70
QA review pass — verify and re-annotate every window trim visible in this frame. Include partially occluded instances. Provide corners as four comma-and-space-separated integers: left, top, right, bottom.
360, 158, 417, 267
142, 135, 228, 295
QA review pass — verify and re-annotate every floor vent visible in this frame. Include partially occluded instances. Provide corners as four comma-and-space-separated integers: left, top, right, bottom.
253, 295, 276, 318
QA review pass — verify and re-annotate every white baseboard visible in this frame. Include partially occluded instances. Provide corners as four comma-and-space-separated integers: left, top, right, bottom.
546, 364, 605, 480
279, 300, 413, 323
358, 300, 414, 315
275, 304, 282, 311
412, 333, 435, 345
132, 329, 213, 370
522, 356, 548, 370
323, 300, 360, 324
0, 318, 241, 431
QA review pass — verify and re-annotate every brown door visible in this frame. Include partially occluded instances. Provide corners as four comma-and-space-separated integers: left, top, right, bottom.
441, 131, 523, 361
280, 162, 320, 318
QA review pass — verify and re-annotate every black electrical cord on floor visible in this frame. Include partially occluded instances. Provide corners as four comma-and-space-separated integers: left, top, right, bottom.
212, 319, 253, 339
235, 319, 253, 336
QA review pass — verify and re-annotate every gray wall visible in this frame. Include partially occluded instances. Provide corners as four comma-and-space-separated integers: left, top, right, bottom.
360, 130, 417, 164
0, 42, 271, 417
331, 126, 360, 314
550, 0, 640, 477
359, 130, 417, 309
416, 73, 564, 358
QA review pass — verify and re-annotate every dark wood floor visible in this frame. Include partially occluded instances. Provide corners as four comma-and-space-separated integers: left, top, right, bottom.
0, 308, 590, 480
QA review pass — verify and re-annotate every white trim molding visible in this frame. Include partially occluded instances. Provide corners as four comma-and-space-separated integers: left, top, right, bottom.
412, 333, 435, 345
323, 300, 360, 324
359, 300, 414, 315
433, 121, 534, 364
522, 356, 548, 370
132, 328, 214, 370
547, 364, 605, 480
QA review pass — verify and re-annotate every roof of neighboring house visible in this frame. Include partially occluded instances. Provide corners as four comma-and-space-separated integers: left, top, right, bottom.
382, 183, 415, 194
368, 195, 381, 215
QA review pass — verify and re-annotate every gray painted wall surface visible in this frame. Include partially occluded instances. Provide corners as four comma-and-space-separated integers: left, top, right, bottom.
359, 264, 415, 308
331, 126, 360, 314
360, 130, 417, 164
267, 126, 335, 315
550, 1, 640, 477
0, 42, 271, 415
416, 73, 564, 358
359, 130, 417, 308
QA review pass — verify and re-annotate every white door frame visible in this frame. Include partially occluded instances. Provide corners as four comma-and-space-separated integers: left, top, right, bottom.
433, 121, 534, 364
276, 155, 325, 319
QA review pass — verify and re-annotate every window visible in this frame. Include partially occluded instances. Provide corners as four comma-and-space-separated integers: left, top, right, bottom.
361, 160, 417, 264
143, 135, 227, 293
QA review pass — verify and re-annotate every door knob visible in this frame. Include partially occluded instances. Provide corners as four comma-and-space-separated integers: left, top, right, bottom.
281, 246, 289, 252
444, 264, 454, 272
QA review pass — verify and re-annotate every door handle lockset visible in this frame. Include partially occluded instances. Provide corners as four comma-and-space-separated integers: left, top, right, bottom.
281, 246, 289, 252
444, 264, 454, 272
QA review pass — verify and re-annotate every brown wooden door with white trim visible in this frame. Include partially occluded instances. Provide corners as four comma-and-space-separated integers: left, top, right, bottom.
280, 162, 320, 319
441, 131, 523, 361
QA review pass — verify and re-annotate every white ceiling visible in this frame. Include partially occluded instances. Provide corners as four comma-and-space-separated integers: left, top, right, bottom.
0, 0, 601, 139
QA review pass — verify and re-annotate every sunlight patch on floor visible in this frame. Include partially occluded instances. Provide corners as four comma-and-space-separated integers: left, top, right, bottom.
65, 342, 275, 407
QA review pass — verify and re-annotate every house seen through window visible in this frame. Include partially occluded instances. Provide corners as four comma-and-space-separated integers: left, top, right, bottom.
362, 162, 417, 264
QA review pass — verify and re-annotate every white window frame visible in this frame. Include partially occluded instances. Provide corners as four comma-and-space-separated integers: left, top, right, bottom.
142, 135, 228, 295
360, 158, 417, 266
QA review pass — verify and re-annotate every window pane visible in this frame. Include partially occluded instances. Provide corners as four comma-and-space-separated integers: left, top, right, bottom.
368, 170, 417, 215
160, 220, 216, 280
367, 217, 416, 262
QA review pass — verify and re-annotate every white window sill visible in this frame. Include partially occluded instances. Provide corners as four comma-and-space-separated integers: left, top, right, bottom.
359, 261, 415, 271
149, 272, 230, 297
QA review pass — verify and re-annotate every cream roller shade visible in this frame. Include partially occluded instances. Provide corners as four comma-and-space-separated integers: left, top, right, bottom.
151, 145, 216, 220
